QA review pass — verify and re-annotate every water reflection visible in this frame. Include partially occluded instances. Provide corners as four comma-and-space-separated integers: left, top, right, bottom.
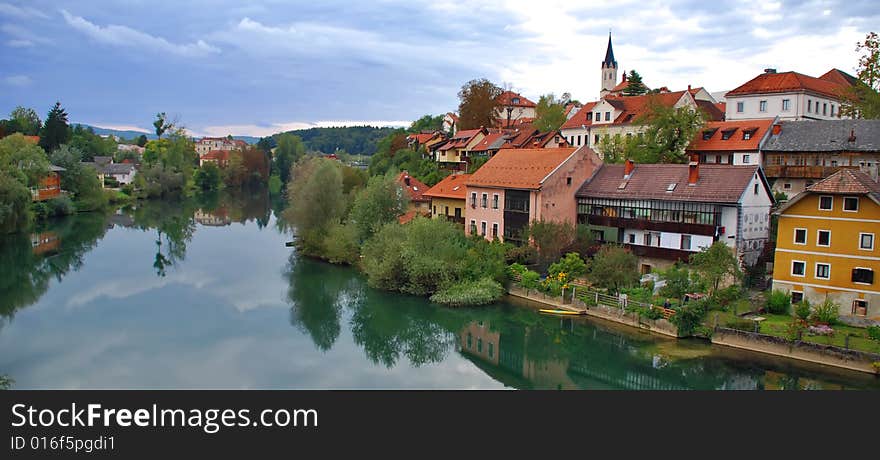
0, 189, 878, 390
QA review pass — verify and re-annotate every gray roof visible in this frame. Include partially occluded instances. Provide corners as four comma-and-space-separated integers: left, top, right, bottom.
103, 163, 136, 175
762, 120, 880, 152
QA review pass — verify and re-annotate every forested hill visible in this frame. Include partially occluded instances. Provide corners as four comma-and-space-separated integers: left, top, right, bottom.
281, 126, 400, 155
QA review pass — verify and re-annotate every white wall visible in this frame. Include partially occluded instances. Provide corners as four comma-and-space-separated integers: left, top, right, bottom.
726, 92, 842, 121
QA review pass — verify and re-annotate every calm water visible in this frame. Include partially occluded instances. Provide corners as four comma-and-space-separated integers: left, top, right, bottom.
1, 190, 878, 390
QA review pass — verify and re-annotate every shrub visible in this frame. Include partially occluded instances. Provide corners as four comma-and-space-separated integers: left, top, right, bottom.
785, 319, 807, 342
794, 300, 812, 321
726, 318, 757, 332
520, 270, 541, 291
322, 223, 360, 265
810, 299, 839, 325
507, 263, 528, 280
868, 325, 880, 342
670, 299, 708, 337
429, 278, 504, 307
766, 290, 791, 315
505, 244, 536, 265
547, 252, 587, 282
713, 285, 743, 309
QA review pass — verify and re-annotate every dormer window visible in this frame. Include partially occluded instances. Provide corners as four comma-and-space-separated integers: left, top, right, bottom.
721, 128, 737, 140
511, 97, 520, 105
742, 128, 757, 140
587, 112, 593, 121
702, 128, 718, 140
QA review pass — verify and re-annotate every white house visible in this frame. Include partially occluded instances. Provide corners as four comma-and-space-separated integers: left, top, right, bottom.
724, 68, 856, 121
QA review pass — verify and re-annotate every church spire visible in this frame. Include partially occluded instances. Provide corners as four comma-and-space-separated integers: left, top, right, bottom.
603, 32, 617, 68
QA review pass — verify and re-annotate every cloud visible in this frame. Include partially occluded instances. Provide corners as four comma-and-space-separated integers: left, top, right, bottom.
199, 120, 410, 138
4, 74, 31, 86
0, 3, 48, 19
60, 9, 220, 57
7, 39, 32, 47
1, 23, 52, 46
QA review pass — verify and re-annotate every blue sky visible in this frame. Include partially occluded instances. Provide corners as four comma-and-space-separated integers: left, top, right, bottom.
0, 0, 876, 137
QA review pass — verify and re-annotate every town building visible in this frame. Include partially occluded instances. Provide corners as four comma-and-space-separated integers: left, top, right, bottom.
687, 118, 776, 166
761, 119, 880, 197
442, 112, 459, 135
423, 173, 471, 226
771, 168, 880, 320
600, 33, 618, 99
496, 91, 537, 128
576, 160, 774, 273
724, 68, 856, 121
434, 128, 487, 171
397, 171, 431, 214
31, 165, 64, 201
194, 137, 247, 156
465, 146, 602, 243
199, 149, 232, 167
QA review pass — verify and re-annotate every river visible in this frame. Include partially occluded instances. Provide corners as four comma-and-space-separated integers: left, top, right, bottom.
1, 190, 878, 390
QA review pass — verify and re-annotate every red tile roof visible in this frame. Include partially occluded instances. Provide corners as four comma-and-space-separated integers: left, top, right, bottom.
470, 132, 506, 152
497, 91, 537, 108
423, 173, 472, 200
726, 71, 847, 99
408, 133, 437, 144
577, 164, 764, 203
695, 99, 725, 121
688, 119, 773, 152
610, 79, 630, 93
818, 68, 859, 87
201, 149, 232, 161
398, 210, 430, 225
601, 91, 690, 125
467, 147, 582, 190
397, 171, 431, 202
561, 102, 598, 130
715, 102, 726, 114
806, 168, 880, 195
23, 135, 40, 144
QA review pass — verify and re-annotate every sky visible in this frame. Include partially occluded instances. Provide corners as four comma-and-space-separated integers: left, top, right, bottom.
0, 0, 876, 137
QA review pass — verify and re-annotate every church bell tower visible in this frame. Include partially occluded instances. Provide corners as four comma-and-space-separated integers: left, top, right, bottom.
600, 32, 618, 98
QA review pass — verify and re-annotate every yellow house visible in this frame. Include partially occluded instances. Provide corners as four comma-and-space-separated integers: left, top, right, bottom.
772, 169, 880, 320
422, 173, 471, 226
435, 128, 487, 170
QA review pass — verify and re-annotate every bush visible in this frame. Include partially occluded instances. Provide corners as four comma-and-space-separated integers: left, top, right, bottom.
810, 299, 839, 325
429, 278, 504, 307
713, 285, 743, 309
670, 299, 708, 337
507, 263, 528, 280
794, 299, 812, 321
547, 252, 587, 282
868, 325, 880, 342
322, 223, 360, 265
785, 319, 807, 342
505, 244, 536, 265
726, 318, 757, 332
766, 290, 791, 315
520, 270, 541, 291
268, 174, 282, 194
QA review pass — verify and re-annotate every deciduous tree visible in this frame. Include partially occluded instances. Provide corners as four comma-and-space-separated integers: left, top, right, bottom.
9, 106, 41, 136
586, 245, 640, 294
688, 241, 741, 296
533, 94, 567, 132
628, 100, 705, 163
840, 31, 880, 119
457, 78, 502, 130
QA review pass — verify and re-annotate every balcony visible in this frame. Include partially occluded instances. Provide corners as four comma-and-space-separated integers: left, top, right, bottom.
445, 215, 465, 227
584, 215, 717, 237
621, 243, 693, 263
763, 165, 855, 179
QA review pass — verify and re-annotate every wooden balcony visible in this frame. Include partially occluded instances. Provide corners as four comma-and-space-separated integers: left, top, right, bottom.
584, 215, 717, 237
763, 165, 855, 179
445, 215, 465, 226
622, 243, 693, 263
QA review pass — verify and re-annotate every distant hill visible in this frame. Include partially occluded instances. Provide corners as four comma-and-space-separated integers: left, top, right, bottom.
278, 126, 399, 156
74, 124, 260, 144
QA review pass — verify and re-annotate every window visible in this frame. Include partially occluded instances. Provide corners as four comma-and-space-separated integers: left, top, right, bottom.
831, 105, 835, 117
817, 230, 831, 247
791, 260, 806, 277
808, 100, 812, 112
852, 299, 868, 316
477, 338, 482, 353
643, 233, 652, 246
467, 333, 472, 349
852, 268, 874, 284
818, 195, 833, 210
782, 99, 791, 111
488, 342, 494, 359
605, 111, 611, 121
470, 220, 477, 235
445, 206, 449, 216
860, 233, 874, 250
566, 177, 572, 186
791, 291, 804, 304
680, 235, 692, 250
794, 228, 807, 245
470, 192, 477, 208
844, 197, 859, 212
759, 100, 767, 112
736, 102, 744, 113
595, 112, 601, 122
721, 129, 736, 140
594, 134, 600, 145
628, 233, 636, 244
492, 223, 498, 238
754, 183, 759, 195
481, 193, 487, 208
815, 263, 830, 280
743, 131, 752, 140
587, 112, 593, 121
433, 205, 436, 215
823, 103, 827, 116
492, 194, 499, 209
783, 183, 792, 190
481, 221, 487, 236
576, 135, 581, 145
743, 154, 750, 164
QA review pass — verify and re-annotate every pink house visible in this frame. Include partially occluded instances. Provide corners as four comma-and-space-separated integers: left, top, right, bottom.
465, 146, 602, 243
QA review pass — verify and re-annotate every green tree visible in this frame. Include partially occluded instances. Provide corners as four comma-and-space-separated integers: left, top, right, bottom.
349, 174, 407, 242
628, 100, 705, 163
0, 171, 32, 233
273, 133, 305, 183
457, 78, 502, 130
193, 162, 222, 190
38, 102, 71, 152
283, 158, 347, 254
525, 219, 576, 270
48, 145, 107, 211
586, 245, 639, 294
841, 31, 880, 119
70, 124, 117, 161
153, 112, 173, 139
688, 241, 741, 296
596, 133, 631, 163
136, 134, 148, 147
622, 70, 648, 96
409, 114, 443, 132
533, 94, 566, 132
0, 133, 50, 186
658, 263, 693, 301
9, 106, 42, 135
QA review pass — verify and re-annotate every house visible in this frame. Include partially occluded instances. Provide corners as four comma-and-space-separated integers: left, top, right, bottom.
496, 91, 537, 128
194, 137, 247, 156
117, 144, 145, 155
31, 165, 64, 201
771, 168, 880, 321
687, 119, 775, 167
397, 171, 431, 214
465, 146, 602, 243
442, 112, 459, 135
81, 158, 138, 187
199, 149, 232, 167
560, 102, 598, 149
423, 173, 471, 226
576, 160, 774, 273
406, 131, 446, 154
468, 132, 507, 159
434, 128, 487, 171
761, 119, 880, 197
724, 68, 855, 121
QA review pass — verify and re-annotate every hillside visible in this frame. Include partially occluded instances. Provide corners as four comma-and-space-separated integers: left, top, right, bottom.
279, 126, 399, 156
74, 124, 260, 144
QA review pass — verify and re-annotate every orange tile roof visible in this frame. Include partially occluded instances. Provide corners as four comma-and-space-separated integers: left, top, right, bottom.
601, 91, 689, 125
726, 71, 847, 99
806, 169, 880, 195
818, 68, 859, 87
497, 90, 536, 108
470, 132, 506, 152
423, 173, 472, 200
688, 119, 773, 152
397, 171, 431, 202
467, 147, 579, 190
23, 135, 40, 144
561, 102, 598, 130
610, 79, 630, 92
408, 133, 436, 144
695, 99, 725, 121
201, 149, 232, 161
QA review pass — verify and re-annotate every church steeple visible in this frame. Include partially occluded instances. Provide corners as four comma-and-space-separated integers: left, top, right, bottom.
600, 32, 619, 97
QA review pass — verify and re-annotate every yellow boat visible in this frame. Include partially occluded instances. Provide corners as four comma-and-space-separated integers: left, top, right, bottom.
539, 309, 586, 316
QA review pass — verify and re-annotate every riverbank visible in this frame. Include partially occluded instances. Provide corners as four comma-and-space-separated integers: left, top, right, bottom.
507, 285, 880, 375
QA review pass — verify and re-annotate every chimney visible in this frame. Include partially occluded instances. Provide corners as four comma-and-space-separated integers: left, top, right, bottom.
848, 128, 856, 143
764, 68, 777, 74
558, 141, 566, 148
688, 161, 699, 186
624, 159, 635, 178
622, 72, 627, 82
772, 123, 782, 135
687, 84, 692, 91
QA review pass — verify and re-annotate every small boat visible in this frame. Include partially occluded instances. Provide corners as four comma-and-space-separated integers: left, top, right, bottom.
539, 309, 586, 316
